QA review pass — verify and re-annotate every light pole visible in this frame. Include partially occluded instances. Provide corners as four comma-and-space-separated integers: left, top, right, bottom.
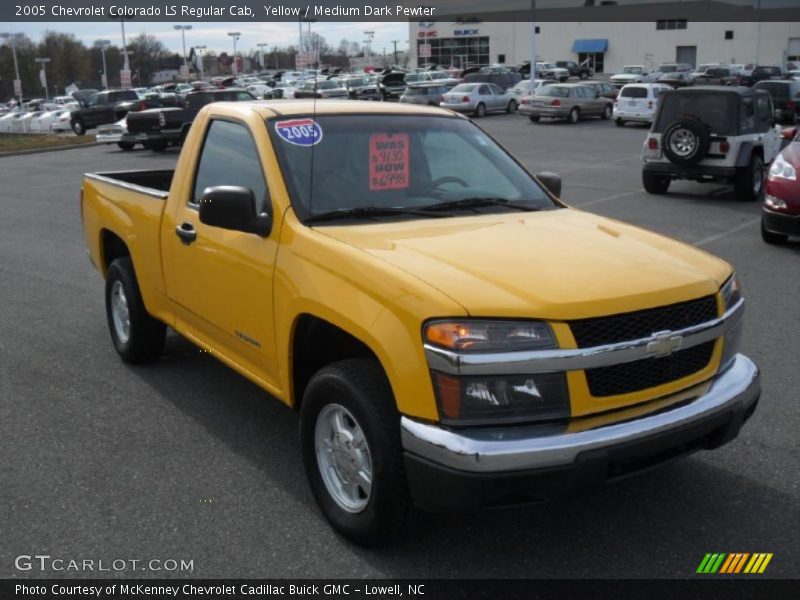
227, 32, 241, 75
364, 30, 375, 65
119, 18, 130, 72
174, 25, 192, 79
391, 40, 399, 66
97, 39, 111, 89
0, 33, 22, 100
257, 43, 269, 71
530, 0, 537, 80
194, 45, 206, 81
35, 57, 51, 100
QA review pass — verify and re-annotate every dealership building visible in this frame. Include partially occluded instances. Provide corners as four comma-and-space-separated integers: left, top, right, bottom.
409, 2, 800, 73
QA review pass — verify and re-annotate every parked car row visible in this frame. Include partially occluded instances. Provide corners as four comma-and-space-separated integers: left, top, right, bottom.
0, 108, 73, 133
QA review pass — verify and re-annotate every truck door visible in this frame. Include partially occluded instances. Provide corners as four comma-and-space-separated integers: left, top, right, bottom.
166, 117, 280, 387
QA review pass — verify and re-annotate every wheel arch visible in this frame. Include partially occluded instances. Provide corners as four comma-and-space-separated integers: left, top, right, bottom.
100, 228, 131, 277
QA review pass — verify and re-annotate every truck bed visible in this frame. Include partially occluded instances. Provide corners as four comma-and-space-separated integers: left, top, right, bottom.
85, 169, 174, 197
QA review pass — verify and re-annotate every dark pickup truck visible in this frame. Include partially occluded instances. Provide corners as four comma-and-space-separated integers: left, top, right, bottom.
739, 66, 784, 87
692, 66, 739, 86
555, 60, 593, 79
70, 90, 169, 135
123, 88, 254, 152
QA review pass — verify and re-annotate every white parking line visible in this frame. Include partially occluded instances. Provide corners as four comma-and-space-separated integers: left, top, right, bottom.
573, 189, 642, 207
693, 218, 761, 247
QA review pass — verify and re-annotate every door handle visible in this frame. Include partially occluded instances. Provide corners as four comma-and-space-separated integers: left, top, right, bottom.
175, 222, 197, 245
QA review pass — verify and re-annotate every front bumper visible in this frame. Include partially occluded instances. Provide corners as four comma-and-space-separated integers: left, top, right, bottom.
401, 353, 759, 509
762, 207, 800, 236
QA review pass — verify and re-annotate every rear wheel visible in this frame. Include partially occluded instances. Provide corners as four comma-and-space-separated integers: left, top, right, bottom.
615, 118, 625, 127
601, 104, 612, 120
567, 107, 580, 124
642, 171, 671, 194
300, 359, 412, 546
734, 153, 764, 202
117, 142, 135, 151
579, 71, 589, 80
761, 220, 788, 244
507, 100, 517, 114
105, 257, 166, 364
148, 141, 169, 153
474, 103, 486, 118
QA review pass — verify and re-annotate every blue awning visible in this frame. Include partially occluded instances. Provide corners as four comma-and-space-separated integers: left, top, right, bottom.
572, 39, 608, 53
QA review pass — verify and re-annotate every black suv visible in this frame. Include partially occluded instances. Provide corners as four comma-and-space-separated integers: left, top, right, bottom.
71, 90, 156, 135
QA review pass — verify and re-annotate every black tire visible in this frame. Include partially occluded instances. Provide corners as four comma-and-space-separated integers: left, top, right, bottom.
529, 115, 540, 123
105, 257, 166, 364
579, 71, 589, 80
734, 153, 765, 202
601, 104, 612, 120
148, 141, 169, 153
662, 117, 711, 166
71, 120, 85, 136
567, 107, 580, 124
300, 358, 412, 546
117, 142, 135, 151
507, 100, 517, 114
761, 220, 788, 244
615, 118, 625, 127
475, 103, 486, 118
642, 170, 671, 194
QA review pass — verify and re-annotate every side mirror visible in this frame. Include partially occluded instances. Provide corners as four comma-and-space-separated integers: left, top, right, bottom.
780, 126, 797, 140
198, 186, 271, 236
536, 171, 562, 197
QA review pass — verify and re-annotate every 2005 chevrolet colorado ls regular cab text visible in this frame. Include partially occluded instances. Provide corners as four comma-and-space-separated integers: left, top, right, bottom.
81, 100, 760, 545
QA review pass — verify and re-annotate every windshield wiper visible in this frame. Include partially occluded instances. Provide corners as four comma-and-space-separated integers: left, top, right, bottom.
421, 197, 542, 213
304, 206, 449, 224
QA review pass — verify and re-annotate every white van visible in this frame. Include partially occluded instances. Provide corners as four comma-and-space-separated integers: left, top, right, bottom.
614, 83, 672, 126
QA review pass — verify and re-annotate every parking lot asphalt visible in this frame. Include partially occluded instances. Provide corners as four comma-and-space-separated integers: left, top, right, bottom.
1, 114, 799, 579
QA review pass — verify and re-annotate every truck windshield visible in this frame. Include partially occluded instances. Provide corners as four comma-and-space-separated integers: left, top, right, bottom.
268, 115, 556, 222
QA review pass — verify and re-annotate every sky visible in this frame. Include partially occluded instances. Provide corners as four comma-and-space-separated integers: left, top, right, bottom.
11, 22, 411, 56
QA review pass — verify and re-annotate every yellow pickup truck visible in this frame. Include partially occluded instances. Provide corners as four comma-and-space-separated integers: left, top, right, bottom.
81, 100, 760, 545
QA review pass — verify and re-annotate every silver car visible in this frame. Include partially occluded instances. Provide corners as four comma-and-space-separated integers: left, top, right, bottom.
440, 83, 517, 117
508, 78, 557, 102
519, 83, 614, 123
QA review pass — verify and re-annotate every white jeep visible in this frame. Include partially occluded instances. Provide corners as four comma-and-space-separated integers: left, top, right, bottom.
641, 87, 782, 201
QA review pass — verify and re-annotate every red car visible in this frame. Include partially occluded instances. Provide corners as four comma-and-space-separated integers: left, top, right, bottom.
762, 127, 800, 244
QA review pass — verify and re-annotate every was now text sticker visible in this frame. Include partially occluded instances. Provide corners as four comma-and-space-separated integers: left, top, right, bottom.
369, 133, 409, 191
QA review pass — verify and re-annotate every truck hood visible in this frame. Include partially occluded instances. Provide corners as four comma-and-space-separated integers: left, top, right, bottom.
317, 209, 731, 320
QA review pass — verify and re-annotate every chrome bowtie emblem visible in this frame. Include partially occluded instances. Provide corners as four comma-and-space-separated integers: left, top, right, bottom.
647, 330, 683, 358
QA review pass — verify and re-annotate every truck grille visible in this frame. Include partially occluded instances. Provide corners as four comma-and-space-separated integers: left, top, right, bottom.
585, 341, 715, 397
569, 296, 718, 348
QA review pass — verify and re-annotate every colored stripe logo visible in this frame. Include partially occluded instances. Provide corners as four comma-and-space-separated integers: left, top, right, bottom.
696, 553, 773, 574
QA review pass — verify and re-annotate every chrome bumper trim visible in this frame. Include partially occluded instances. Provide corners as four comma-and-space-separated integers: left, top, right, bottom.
425, 298, 742, 376
401, 353, 759, 473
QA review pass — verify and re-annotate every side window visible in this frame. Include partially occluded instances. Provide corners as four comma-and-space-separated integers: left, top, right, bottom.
87, 94, 101, 107
191, 120, 269, 213
755, 94, 772, 128
479, 85, 491, 95
740, 98, 755, 134
576, 86, 588, 99
490, 84, 503, 95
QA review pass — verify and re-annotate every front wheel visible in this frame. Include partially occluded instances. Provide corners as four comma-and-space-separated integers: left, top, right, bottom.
117, 142, 135, 151
642, 171, 670, 194
734, 154, 764, 202
105, 257, 166, 364
148, 141, 169, 153
300, 358, 412, 546
579, 71, 589, 80
71, 120, 85, 136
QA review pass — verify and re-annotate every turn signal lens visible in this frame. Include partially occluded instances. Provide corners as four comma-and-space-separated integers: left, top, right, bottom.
424, 320, 556, 353
721, 275, 742, 311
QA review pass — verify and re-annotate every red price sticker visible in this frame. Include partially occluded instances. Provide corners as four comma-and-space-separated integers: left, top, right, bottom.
369, 133, 409, 191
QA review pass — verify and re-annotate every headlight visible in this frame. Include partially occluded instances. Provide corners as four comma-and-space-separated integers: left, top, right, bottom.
721, 274, 742, 311
424, 319, 556, 353
432, 372, 569, 426
769, 154, 796, 181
